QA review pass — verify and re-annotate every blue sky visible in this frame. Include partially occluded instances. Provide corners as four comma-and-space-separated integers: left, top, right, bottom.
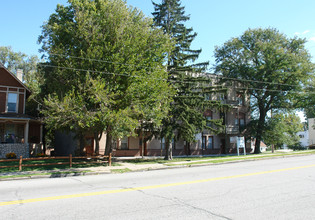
1, 0, 315, 68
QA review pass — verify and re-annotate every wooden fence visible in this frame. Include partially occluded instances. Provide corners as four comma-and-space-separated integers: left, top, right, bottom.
0, 154, 111, 171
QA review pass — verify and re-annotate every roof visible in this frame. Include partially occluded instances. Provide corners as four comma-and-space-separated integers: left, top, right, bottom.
0, 113, 40, 121
0, 64, 31, 94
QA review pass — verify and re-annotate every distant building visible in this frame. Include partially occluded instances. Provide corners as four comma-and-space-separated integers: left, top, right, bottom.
297, 131, 309, 148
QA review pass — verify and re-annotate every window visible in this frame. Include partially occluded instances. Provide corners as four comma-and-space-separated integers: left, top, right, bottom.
236, 113, 245, 127
120, 137, 128, 150
240, 118, 245, 126
237, 93, 244, 106
299, 135, 304, 138
218, 93, 226, 101
1, 124, 24, 143
204, 110, 212, 127
206, 116, 212, 127
7, 93, 18, 112
202, 136, 213, 149
207, 136, 213, 149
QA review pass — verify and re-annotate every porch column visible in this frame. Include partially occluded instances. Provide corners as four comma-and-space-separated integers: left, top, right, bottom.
24, 120, 29, 144
40, 124, 43, 144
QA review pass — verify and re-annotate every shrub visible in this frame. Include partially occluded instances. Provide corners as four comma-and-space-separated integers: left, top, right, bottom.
288, 143, 306, 151
6, 152, 17, 159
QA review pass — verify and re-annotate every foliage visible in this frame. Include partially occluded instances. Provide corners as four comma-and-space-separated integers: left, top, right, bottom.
263, 113, 303, 149
214, 28, 314, 153
152, 0, 225, 160
38, 0, 174, 155
287, 143, 306, 151
152, 0, 208, 72
300, 76, 315, 119
6, 152, 17, 159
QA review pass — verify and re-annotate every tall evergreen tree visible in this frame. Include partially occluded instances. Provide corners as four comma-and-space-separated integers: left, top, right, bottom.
152, 0, 224, 160
152, 0, 208, 72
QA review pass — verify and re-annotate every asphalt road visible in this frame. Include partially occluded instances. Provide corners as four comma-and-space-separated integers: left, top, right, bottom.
1, 155, 315, 220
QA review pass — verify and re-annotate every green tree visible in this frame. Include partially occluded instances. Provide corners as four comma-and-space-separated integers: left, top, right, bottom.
263, 113, 303, 149
214, 28, 314, 153
301, 77, 315, 119
152, 0, 224, 160
39, 0, 173, 155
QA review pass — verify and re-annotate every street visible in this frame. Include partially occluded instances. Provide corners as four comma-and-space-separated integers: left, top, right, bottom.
1, 155, 315, 220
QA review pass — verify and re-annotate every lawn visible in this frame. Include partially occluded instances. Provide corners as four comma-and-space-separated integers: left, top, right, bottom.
119, 150, 315, 166
0, 157, 112, 173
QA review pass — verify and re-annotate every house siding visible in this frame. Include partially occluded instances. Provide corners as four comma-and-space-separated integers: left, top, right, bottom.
0, 68, 23, 87
18, 93, 24, 114
0, 93, 5, 112
0, 66, 41, 158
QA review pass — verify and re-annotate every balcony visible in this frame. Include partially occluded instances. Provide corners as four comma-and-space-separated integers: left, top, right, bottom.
225, 125, 239, 134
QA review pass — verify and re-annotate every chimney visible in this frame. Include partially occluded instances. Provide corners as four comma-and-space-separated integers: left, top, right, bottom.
16, 69, 24, 82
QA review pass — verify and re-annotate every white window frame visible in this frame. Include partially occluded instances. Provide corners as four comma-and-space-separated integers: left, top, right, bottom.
6, 92, 18, 113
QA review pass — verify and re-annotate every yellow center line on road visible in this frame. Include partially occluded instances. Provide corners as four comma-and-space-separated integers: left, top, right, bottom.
1, 164, 315, 207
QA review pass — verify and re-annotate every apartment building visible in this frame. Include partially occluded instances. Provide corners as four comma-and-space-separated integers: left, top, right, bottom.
112, 74, 251, 157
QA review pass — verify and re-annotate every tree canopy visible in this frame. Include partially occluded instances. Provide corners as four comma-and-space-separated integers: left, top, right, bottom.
152, 0, 224, 160
214, 28, 314, 153
38, 0, 174, 155
263, 113, 303, 149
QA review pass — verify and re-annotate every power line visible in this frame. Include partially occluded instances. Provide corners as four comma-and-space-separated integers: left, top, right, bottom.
37, 63, 315, 95
45, 53, 312, 89
47, 53, 160, 72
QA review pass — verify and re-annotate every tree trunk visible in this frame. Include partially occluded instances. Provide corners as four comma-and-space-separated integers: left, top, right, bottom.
254, 109, 267, 154
78, 133, 85, 156
94, 132, 100, 155
164, 138, 173, 160
187, 142, 191, 155
105, 127, 112, 156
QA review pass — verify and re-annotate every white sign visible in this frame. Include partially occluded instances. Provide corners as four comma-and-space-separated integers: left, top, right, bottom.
237, 136, 246, 156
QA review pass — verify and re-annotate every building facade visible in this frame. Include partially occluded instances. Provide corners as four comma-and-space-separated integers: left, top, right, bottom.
0, 65, 42, 158
111, 74, 251, 157
308, 118, 315, 147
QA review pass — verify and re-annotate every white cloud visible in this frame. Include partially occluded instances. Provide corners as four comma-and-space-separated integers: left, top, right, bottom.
309, 37, 315, 42
302, 30, 310, 35
295, 30, 310, 36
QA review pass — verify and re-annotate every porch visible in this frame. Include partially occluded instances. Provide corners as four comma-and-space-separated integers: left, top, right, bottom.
0, 115, 42, 158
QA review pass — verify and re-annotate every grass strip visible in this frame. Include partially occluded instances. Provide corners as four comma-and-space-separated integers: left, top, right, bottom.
110, 168, 131, 173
